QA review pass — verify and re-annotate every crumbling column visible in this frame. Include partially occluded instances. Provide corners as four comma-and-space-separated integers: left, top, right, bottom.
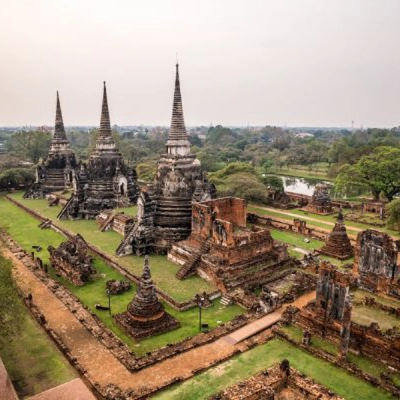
338, 294, 352, 361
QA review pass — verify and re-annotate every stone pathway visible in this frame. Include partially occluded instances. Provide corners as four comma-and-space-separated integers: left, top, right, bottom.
4, 248, 316, 397
29, 378, 96, 400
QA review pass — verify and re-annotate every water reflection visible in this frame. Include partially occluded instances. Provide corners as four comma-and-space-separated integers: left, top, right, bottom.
281, 176, 326, 196
277, 176, 367, 198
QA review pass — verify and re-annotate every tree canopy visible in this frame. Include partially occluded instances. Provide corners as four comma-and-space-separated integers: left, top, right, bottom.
6, 130, 52, 163
335, 146, 400, 201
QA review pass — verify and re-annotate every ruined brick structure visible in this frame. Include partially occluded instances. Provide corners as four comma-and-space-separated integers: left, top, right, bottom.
304, 183, 333, 215
58, 83, 138, 220
211, 362, 344, 400
296, 262, 400, 368
296, 262, 352, 358
116, 64, 216, 255
24, 92, 77, 199
168, 197, 293, 292
114, 256, 180, 340
48, 234, 96, 286
318, 211, 354, 260
353, 229, 400, 297
96, 211, 135, 236
106, 279, 131, 295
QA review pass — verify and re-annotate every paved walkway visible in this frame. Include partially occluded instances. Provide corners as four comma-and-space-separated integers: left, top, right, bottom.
29, 378, 96, 400
4, 248, 316, 396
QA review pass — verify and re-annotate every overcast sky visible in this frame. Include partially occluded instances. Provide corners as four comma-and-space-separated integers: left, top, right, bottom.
1, 0, 400, 128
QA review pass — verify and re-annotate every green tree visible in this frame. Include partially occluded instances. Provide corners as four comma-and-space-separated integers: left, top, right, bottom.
6, 130, 52, 163
217, 172, 269, 203
335, 146, 400, 201
209, 162, 258, 185
386, 199, 400, 231
137, 161, 157, 182
262, 175, 284, 192
0, 168, 35, 190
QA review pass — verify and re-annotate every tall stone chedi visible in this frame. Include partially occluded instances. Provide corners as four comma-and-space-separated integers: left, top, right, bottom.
24, 92, 77, 198
58, 83, 138, 219
116, 64, 216, 255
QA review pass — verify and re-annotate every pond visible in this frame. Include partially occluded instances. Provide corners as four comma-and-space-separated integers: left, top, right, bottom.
276, 176, 368, 199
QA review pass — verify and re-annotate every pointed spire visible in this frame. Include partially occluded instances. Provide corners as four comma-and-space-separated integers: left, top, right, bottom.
98, 81, 112, 139
337, 208, 344, 223
168, 64, 188, 140
53, 91, 67, 140
142, 255, 151, 280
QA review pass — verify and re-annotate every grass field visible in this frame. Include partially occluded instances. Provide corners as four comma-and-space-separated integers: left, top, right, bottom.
153, 338, 394, 400
249, 204, 400, 238
6, 192, 215, 302
0, 253, 76, 398
269, 165, 332, 181
0, 194, 243, 356
352, 304, 400, 331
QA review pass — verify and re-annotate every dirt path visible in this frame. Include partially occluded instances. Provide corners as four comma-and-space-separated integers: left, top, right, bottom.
4, 248, 316, 395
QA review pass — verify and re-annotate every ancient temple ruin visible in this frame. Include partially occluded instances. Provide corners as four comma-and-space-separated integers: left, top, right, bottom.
24, 92, 77, 199
304, 183, 333, 215
296, 262, 352, 358
353, 229, 400, 296
48, 234, 96, 286
168, 197, 293, 292
116, 64, 216, 255
211, 361, 344, 400
58, 83, 138, 219
114, 256, 180, 340
318, 211, 354, 260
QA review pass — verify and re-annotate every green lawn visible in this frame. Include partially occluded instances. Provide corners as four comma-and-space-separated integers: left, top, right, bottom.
0, 194, 242, 356
352, 304, 400, 331
5, 192, 215, 302
269, 166, 332, 181
249, 204, 400, 239
152, 339, 394, 400
351, 288, 400, 308
0, 253, 76, 398
270, 228, 324, 252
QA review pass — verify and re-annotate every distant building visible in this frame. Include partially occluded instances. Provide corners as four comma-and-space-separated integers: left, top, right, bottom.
294, 132, 314, 138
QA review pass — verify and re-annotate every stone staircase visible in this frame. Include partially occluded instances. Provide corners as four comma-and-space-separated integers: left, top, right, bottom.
57, 195, 73, 219
220, 294, 232, 306
175, 239, 210, 280
115, 222, 139, 256
99, 212, 117, 232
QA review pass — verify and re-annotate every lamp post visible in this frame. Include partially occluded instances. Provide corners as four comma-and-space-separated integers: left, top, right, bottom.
195, 294, 205, 332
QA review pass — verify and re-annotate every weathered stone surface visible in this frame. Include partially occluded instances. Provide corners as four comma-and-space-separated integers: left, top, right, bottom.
353, 229, 400, 297
58, 83, 138, 220
116, 65, 216, 256
318, 211, 354, 260
210, 363, 344, 400
24, 92, 77, 199
169, 197, 294, 293
106, 279, 131, 295
304, 183, 333, 215
115, 256, 180, 340
48, 234, 96, 286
